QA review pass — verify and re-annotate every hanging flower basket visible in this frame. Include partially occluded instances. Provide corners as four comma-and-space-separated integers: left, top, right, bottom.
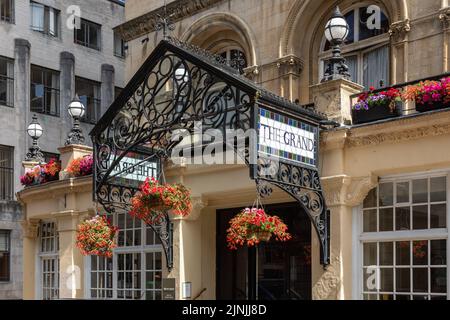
226, 208, 292, 250
129, 178, 192, 225
76, 215, 118, 258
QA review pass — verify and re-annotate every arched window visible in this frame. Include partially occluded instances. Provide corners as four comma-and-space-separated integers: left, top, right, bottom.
218, 47, 248, 74
319, 5, 390, 89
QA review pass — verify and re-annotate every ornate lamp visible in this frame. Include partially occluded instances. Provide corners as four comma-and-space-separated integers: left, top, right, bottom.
26, 114, 45, 163
65, 94, 86, 146
322, 6, 351, 82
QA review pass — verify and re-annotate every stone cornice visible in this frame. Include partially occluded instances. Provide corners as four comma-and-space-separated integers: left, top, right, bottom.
346, 110, 450, 148
115, 0, 225, 42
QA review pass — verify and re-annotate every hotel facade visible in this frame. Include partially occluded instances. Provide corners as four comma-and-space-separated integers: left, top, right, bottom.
17, 0, 450, 300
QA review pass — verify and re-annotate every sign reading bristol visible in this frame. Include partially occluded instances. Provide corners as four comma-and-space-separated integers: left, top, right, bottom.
258, 108, 318, 167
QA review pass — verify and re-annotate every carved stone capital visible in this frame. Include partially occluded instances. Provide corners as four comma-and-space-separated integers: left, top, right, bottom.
321, 174, 378, 207
439, 7, 450, 30
276, 54, 304, 76
389, 19, 411, 42
243, 65, 259, 80
21, 218, 41, 239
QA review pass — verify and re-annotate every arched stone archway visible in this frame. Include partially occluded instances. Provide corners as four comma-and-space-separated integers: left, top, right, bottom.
180, 12, 259, 67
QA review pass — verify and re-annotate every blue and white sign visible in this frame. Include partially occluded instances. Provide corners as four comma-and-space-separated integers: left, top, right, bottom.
258, 108, 318, 167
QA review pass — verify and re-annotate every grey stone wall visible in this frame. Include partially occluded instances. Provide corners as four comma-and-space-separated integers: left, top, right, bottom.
0, 0, 125, 300
0, 202, 23, 300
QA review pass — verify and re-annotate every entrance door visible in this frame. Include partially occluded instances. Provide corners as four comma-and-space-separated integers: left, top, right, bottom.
216, 203, 311, 300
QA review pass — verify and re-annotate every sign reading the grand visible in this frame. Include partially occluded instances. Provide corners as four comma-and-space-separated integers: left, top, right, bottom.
109, 155, 158, 183
258, 107, 318, 167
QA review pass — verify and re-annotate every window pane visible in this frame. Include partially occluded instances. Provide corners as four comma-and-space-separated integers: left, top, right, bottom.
396, 242, 410, 266
430, 177, 446, 202
88, 23, 99, 49
396, 182, 410, 203
430, 204, 446, 229
363, 209, 377, 232
430, 268, 447, 293
395, 207, 410, 231
396, 268, 410, 293
363, 188, 377, 208
358, 7, 390, 41
380, 268, 393, 292
413, 268, 428, 293
430, 240, 446, 265
413, 179, 428, 203
396, 294, 411, 300
363, 45, 389, 89
379, 242, 393, 266
412, 241, 428, 265
364, 294, 378, 300
363, 243, 377, 266
379, 183, 393, 206
412, 205, 428, 230
363, 269, 378, 292
379, 208, 393, 231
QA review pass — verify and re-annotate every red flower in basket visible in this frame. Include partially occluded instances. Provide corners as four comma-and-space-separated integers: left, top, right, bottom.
76, 215, 118, 258
129, 178, 192, 225
226, 208, 292, 250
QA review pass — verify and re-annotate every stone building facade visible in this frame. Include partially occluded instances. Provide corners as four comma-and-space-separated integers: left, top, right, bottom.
0, 0, 125, 299
15, 0, 450, 301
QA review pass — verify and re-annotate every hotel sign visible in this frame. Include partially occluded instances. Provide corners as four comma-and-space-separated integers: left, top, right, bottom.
257, 107, 318, 168
109, 155, 158, 183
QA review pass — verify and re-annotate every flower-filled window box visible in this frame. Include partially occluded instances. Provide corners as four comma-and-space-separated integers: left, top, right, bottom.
226, 208, 291, 250
66, 154, 93, 177
352, 87, 402, 125
20, 159, 61, 187
403, 77, 450, 113
129, 178, 192, 225
76, 215, 118, 258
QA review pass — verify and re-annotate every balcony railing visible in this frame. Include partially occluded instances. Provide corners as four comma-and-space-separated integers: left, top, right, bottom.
350, 72, 450, 125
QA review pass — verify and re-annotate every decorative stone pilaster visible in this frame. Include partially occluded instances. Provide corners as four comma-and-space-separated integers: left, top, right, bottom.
439, 7, 450, 72
101, 64, 115, 116
389, 19, 410, 84
310, 79, 364, 124
277, 54, 304, 101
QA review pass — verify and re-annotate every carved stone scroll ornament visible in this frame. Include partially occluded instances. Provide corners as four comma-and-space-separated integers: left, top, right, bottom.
389, 19, 411, 42
312, 251, 341, 300
21, 218, 41, 239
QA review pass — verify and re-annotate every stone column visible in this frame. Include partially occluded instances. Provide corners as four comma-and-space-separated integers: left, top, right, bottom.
100, 64, 115, 117
312, 174, 378, 300
57, 212, 86, 299
60, 52, 75, 145
389, 20, 410, 84
14, 39, 31, 181
310, 79, 364, 124
276, 55, 304, 102
439, 7, 450, 72
21, 218, 40, 300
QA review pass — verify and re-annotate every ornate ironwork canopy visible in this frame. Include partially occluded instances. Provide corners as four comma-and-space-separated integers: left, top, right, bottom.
90, 38, 330, 271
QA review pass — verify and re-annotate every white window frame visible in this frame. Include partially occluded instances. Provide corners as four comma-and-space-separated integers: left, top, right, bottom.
84, 213, 165, 300
36, 221, 59, 300
353, 169, 450, 300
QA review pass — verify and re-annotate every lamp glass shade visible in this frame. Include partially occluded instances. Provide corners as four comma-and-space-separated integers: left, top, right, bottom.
68, 100, 85, 118
27, 122, 43, 138
325, 17, 349, 42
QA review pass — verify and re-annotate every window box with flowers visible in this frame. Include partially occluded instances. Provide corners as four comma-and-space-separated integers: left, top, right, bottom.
352, 87, 402, 125
66, 154, 93, 177
20, 159, 61, 187
403, 77, 450, 113
129, 178, 192, 225
226, 208, 292, 250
